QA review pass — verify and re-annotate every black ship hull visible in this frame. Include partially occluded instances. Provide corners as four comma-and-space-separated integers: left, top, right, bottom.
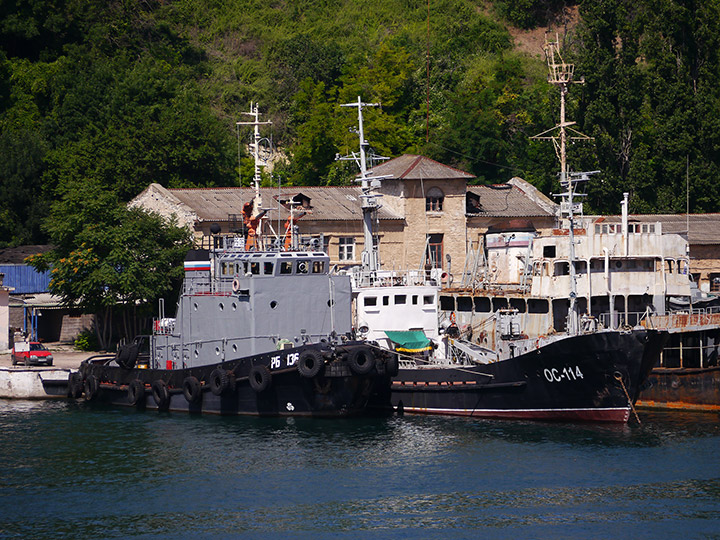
371, 329, 665, 422
71, 342, 395, 417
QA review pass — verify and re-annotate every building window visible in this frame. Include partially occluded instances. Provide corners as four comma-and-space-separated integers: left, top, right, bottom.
338, 237, 355, 261
426, 233, 443, 268
426, 187, 444, 212
711, 274, 720, 293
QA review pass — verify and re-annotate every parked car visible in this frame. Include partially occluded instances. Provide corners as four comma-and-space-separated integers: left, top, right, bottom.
11, 342, 53, 366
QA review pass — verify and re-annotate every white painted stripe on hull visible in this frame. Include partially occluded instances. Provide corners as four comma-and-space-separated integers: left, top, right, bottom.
400, 406, 631, 421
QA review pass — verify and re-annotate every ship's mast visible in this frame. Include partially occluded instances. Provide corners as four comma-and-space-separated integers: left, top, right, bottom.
532, 34, 594, 335
237, 103, 272, 249
339, 97, 390, 280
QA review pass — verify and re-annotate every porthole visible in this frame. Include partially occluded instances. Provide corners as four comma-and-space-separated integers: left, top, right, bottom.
215, 347, 220, 356
327, 299, 335, 307
219, 302, 224, 311
194, 349, 199, 358
193, 302, 198, 311
232, 303, 237, 311
270, 301, 278, 309
232, 344, 238, 353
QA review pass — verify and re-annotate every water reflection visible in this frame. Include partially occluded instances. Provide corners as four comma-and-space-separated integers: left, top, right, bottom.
1, 400, 719, 539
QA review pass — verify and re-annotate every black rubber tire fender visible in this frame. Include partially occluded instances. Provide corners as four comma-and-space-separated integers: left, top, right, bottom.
83, 374, 99, 401
347, 347, 376, 375
385, 354, 399, 377
209, 368, 229, 396
182, 376, 202, 404
248, 365, 271, 393
117, 344, 139, 370
67, 372, 83, 399
297, 350, 324, 378
151, 379, 170, 410
127, 379, 145, 406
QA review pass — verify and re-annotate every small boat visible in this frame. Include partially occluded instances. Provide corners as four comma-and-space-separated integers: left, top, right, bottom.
69, 104, 397, 416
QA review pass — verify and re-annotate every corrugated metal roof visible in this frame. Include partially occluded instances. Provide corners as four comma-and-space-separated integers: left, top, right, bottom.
166, 186, 402, 222
467, 185, 556, 217
366, 154, 476, 180
590, 213, 720, 245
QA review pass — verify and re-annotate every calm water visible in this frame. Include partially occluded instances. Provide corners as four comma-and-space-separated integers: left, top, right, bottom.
1, 400, 719, 540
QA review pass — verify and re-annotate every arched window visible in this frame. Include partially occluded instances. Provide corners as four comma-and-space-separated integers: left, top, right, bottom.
426, 187, 444, 212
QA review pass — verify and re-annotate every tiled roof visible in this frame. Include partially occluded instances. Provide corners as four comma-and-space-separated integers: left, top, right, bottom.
0, 245, 53, 264
166, 186, 403, 222
467, 184, 556, 217
366, 154, 476, 181
591, 213, 720, 245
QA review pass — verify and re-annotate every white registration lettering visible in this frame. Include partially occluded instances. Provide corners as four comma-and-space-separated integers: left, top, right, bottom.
287, 352, 299, 366
544, 366, 584, 383
270, 355, 281, 369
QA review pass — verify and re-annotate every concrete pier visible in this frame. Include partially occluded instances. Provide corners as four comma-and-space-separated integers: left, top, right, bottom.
0, 367, 72, 398
0, 347, 88, 399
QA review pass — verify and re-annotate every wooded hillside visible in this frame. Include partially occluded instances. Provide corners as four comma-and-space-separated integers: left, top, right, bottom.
2, 0, 719, 248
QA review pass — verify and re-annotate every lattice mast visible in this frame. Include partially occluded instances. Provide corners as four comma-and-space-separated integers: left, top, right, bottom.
532, 34, 594, 335
338, 97, 390, 275
237, 103, 272, 249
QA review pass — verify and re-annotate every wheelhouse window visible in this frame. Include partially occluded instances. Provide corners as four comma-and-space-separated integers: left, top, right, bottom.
426, 233, 443, 268
297, 260, 310, 274
426, 187, 444, 212
338, 237, 355, 261
280, 261, 293, 275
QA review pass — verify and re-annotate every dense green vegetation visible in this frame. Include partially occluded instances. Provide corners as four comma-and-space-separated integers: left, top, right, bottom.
2, 0, 720, 246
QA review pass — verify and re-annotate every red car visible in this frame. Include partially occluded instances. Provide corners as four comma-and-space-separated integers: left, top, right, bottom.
11, 342, 54, 366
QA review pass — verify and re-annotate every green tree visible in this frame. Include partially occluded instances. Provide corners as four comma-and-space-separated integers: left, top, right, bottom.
28, 181, 192, 349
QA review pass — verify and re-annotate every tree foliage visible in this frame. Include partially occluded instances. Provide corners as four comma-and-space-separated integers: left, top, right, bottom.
575, 0, 720, 214
27, 183, 192, 348
3, 0, 720, 256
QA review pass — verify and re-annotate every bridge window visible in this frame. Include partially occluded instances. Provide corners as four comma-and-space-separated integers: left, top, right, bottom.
457, 297, 473, 312
297, 260, 310, 274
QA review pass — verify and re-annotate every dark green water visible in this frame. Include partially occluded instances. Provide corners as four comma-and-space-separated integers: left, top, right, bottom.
1, 400, 719, 539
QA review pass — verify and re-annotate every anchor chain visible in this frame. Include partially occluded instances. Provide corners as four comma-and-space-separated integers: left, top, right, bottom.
614, 371, 641, 424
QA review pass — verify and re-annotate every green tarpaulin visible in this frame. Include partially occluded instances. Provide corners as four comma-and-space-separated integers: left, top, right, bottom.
385, 330, 432, 353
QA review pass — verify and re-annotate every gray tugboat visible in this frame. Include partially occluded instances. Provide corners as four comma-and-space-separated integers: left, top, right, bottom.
69, 104, 397, 416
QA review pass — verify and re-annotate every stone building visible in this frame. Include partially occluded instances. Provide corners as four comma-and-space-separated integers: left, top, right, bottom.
130, 155, 558, 276
129, 154, 720, 293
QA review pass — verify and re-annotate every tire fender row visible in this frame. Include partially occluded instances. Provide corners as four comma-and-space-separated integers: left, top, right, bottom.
68, 343, 395, 409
